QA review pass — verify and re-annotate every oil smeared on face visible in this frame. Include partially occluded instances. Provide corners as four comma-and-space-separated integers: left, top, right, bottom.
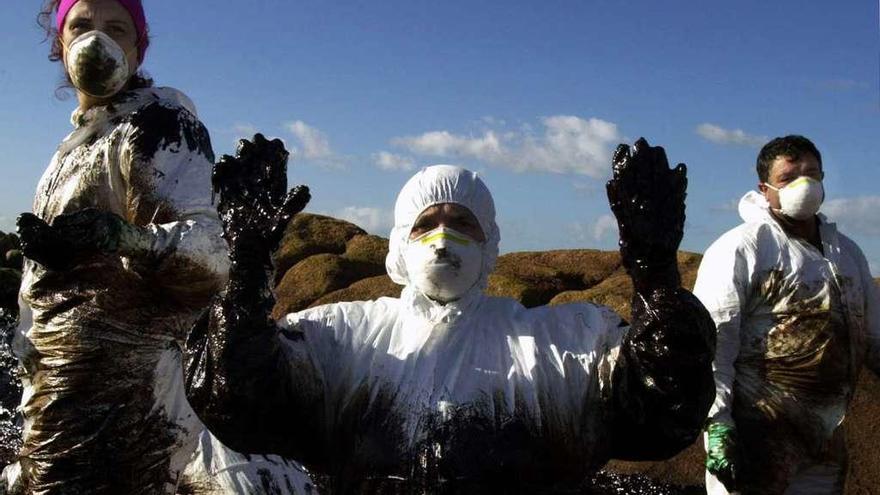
67, 34, 129, 98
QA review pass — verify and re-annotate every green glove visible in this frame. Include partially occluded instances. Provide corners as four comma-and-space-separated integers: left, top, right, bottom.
706, 421, 739, 492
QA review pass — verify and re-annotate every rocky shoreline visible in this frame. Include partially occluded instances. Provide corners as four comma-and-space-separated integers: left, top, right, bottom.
0, 231, 22, 468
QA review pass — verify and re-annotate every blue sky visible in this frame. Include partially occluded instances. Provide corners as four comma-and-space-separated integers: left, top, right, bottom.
1, 1, 879, 273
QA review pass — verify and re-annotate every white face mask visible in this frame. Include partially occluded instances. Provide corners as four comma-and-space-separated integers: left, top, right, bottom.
64, 30, 132, 99
764, 176, 825, 221
404, 226, 483, 303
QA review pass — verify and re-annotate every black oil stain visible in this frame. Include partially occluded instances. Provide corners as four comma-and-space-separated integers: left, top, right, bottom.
18, 321, 184, 494
608, 287, 716, 461
129, 102, 214, 165
258, 468, 283, 495
731, 269, 851, 493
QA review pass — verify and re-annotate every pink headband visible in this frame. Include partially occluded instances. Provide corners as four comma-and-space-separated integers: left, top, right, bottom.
56, 0, 149, 62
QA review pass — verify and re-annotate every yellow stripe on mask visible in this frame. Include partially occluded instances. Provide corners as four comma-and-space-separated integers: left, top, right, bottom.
419, 231, 471, 246
786, 176, 814, 190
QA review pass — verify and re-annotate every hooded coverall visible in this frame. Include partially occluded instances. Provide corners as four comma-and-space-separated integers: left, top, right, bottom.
185, 165, 716, 493
8, 87, 314, 494
696, 191, 880, 494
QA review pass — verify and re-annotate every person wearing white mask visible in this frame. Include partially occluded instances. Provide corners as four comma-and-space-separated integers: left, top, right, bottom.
6, 1, 314, 493
696, 135, 880, 494
184, 136, 717, 493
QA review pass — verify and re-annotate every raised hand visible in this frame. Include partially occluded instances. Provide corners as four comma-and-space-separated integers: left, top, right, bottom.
213, 134, 310, 267
606, 137, 687, 290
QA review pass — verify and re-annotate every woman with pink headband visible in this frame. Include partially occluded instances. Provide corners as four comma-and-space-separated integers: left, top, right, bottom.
3, 1, 315, 493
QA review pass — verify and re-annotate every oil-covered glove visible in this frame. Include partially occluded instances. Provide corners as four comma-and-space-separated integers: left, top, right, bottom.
185, 135, 311, 461
212, 133, 310, 271
706, 421, 739, 492
606, 137, 687, 291
17, 208, 149, 271
603, 138, 716, 461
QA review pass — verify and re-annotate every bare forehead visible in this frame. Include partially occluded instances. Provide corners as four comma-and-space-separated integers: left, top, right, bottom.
67, 0, 133, 23
769, 154, 821, 176
416, 203, 475, 220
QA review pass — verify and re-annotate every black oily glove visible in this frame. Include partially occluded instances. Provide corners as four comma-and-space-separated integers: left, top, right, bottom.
213, 133, 310, 270
606, 137, 687, 291
17, 208, 137, 271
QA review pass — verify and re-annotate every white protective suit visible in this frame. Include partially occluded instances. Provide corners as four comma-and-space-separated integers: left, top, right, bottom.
8, 87, 313, 494
695, 190, 880, 495
185, 165, 717, 493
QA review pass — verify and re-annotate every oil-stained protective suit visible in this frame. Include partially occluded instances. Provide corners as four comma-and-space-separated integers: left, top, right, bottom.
8, 87, 313, 494
695, 191, 880, 494
186, 157, 717, 493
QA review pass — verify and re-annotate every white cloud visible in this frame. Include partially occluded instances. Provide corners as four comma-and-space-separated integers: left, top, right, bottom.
373, 151, 416, 172
709, 198, 739, 212
392, 130, 504, 161
283, 120, 347, 169
334, 206, 393, 235
222, 123, 260, 151
869, 260, 880, 278
823, 196, 880, 237
568, 215, 619, 248
232, 123, 258, 139
390, 115, 621, 177
592, 214, 618, 241
696, 123, 767, 147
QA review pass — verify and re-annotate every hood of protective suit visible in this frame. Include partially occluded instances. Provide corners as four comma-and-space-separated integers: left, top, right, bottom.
385, 165, 500, 302
737, 190, 775, 224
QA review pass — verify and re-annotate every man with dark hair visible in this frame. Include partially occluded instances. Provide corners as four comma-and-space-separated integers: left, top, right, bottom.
755, 134, 823, 184
695, 135, 880, 494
